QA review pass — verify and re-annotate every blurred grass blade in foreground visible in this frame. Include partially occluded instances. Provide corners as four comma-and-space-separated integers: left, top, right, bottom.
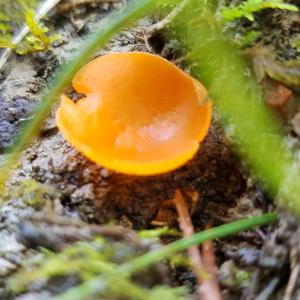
170, 1, 300, 215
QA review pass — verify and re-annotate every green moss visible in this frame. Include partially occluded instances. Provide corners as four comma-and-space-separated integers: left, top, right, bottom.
220, 261, 252, 288
9, 235, 187, 300
138, 227, 180, 239
0, 36, 14, 48
16, 9, 60, 54
291, 35, 300, 52
220, 0, 298, 22
8, 179, 59, 209
0, 1, 60, 54
235, 30, 262, 48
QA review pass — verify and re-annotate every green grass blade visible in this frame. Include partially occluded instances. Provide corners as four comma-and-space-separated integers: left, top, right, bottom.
169, 2, 300, 215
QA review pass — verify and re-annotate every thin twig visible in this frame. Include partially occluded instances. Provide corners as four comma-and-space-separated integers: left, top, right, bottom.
256, 277, 279, 300
144, 0, 190, 52
173, 189, 223, 300
202, 224, 222, 300
283, 264, 300, 300
146, 0, 190, 35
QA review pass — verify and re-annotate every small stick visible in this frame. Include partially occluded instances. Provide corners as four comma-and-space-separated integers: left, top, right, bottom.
202, 224, 222, 299
173, 189, 223, 300
256, 277, 279, 300
283, 264, 300, 300
145, 0, 189, 35
144, 0, 189, 52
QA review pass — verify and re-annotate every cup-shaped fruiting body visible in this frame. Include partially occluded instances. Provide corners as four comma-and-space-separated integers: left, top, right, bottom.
56, 52, 212, 175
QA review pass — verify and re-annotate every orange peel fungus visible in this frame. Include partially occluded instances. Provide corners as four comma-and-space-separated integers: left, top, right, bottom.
56, 52, 212, 175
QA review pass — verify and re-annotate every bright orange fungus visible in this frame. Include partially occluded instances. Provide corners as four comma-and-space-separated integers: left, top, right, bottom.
56, 52, 212, 175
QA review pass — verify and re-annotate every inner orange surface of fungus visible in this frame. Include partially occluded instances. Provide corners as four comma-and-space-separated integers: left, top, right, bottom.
56, 52, 212, 175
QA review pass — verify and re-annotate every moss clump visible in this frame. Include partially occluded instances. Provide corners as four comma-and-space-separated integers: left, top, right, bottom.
219, 260, 252, 288
8, 179, 60, 209
220, 0, 297, 22
0, 0, 60, 54
9, 232, 187, 300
